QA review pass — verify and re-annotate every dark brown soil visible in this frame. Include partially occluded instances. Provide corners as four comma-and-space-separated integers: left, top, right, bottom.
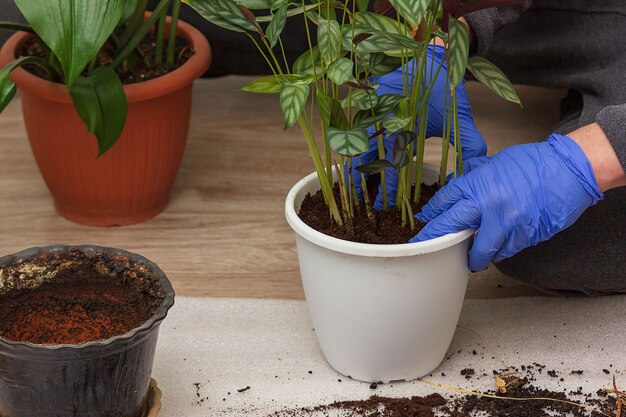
19, 32, 193, 84
298, 175, 439, 244
0, 279, 152, 345
273, 382, 615, 417
0, 257, 159, 346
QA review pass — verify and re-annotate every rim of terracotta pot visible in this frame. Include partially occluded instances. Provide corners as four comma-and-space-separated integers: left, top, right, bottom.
285, 167, 474, 258
0, 245, 175, 357
0, 15, 211, 103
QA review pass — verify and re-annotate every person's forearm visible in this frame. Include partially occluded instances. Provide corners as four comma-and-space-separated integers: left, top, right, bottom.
568, 123, 626, 191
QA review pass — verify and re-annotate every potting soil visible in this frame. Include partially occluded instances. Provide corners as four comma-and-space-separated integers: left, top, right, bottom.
0, 281, 151, 345
298, 177, 439, 244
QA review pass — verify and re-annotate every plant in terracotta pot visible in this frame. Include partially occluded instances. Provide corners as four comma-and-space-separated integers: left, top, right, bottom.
186, 0, 522, 382
0, 245, 175, 417
0, 0, 211, 226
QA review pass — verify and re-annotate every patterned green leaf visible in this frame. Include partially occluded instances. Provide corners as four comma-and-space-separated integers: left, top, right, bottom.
293, 46, 326, 79
341, 88, 379, 111
354, 31, 421, 54
355, 159, 395, 174
368, 53, 403, 76
352, 93, 404, 128
317, 19, 341, 63
467, 56, 521, 105
242, 74, 311, 93
354, 11, 411, 36
69, 66, 127, 156
447, 17, 469, 87
184, 0, 257, 32
239, 0, 271, 9
280, 81, 309, 129
387, 0, 430, 26
327, 57, 355, 85
395, 129, 417, 149
15, 0, 124, 87
256, 2, 321, 22
327, 127, 369, 156
266, 4, 288, 47
317, 90, 350, 131
383, 115, 411, 132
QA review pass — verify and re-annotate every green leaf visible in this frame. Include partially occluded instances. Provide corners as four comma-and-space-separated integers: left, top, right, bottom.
368, 53, 403, 76
354, 12, 411, 36
395, 130, 417, 149
292, 46, 326, 79
317, 19, 341, 63
387, 0, 429, 27
266, 4, 288, 47
447, 17, 469, 87
256, 2, 321, 22
327, 127, 369, 156
280, 81, 309, 129
0, 67, 17, 113
242, 74, 311, 93
239, 0, 271, 9
120, 0, 139, 25
382, 115, 411, 132
184, 0, 257, 32
15, 0, 124, 87
317, 90, 350, 131
69, 67, 127, 156
355, 159, 395, 174
467, 56, 521, 106
393, 97, 410, 118
355, 0, 369, 12
354, 31, 421, 54
352, 93, 404, 128
341, 88, 378, 111
394, 148, 410, 168
392, 130, 417, 169
327, 57, 355, 85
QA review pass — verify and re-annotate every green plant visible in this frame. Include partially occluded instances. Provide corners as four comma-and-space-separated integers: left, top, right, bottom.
0, 0, 185, 156
186, 0, 522, 231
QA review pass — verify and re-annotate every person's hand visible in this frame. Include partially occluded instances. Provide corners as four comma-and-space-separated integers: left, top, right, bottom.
409, 134, 604, 271
352, 44, 486, 209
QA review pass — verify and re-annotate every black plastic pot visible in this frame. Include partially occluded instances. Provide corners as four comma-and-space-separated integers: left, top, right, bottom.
0, 245, 175, 417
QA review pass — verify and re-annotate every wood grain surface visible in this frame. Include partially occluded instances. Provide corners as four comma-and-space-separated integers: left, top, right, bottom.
0, 77, 564, 299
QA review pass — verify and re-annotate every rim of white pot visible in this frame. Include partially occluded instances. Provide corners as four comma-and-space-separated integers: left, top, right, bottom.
285, 170, 474, 258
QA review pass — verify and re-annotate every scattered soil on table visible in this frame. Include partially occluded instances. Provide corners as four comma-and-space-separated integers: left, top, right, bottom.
0, 278, 153, 345
298, 174, 438, 244
272, 365, 619, 417
18, 32, 193, 84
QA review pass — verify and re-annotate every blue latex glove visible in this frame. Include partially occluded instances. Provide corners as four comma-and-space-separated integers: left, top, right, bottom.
352, 45, 486, 210
410, 134, 604, 271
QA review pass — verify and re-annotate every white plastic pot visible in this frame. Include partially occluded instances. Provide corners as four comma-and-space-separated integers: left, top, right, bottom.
285, 164, 473, 383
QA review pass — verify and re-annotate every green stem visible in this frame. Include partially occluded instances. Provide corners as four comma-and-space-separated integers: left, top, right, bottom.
155, 9, 167, 64
167, 0, 181, 65
118, 0, 149, 53
452, 89, 463, 176
440, 83, 453, 186
4, 56, 58, 80
111, 0, 171, 70
299, 116, 343, 225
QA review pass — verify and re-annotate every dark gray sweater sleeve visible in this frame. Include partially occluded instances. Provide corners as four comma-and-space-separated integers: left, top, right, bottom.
463, 2, 532, 56
597, 105, 626, 170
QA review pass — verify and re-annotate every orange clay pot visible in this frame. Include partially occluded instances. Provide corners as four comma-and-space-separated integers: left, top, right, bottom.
0, 17, 211, 226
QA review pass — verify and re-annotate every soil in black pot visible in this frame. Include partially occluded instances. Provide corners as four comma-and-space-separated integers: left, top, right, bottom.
298, 174, 439, 245
18, 32, 193, 84
0, 250, 163, 345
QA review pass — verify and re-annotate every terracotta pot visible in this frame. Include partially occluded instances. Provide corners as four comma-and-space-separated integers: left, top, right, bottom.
0, 18, 211, 226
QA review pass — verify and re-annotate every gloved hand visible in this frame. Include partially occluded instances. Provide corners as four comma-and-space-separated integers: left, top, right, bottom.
352, 45, 486, 209
410, 134, 604, 271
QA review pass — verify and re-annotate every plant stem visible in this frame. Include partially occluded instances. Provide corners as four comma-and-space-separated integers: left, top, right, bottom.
166, 0, 181, 65
155, 9, 167, 64
299, 116, 343, 225
118, 0, 149, 53
111, 0, 171, 70
3, 56, 58, 81
452, 89, 463, 176
439, 82, 453, 186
